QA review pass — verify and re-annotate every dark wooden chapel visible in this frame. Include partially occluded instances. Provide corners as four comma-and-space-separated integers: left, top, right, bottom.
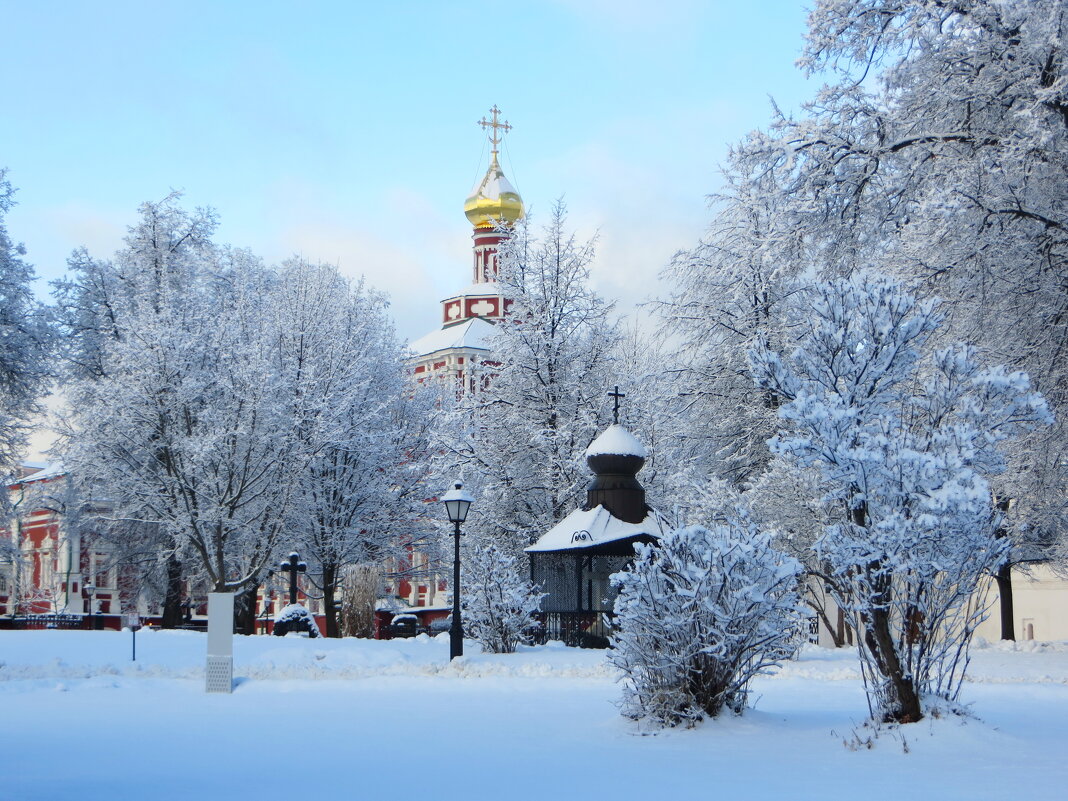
526, 421, 669, 647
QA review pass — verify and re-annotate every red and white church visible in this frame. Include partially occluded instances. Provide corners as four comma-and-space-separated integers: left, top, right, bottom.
408, 105, 523, 390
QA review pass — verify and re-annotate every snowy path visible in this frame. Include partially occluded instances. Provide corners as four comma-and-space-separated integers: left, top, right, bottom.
1, 631, 1065, 801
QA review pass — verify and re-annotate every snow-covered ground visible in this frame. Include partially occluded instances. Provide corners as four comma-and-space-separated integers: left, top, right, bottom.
1, 631, 1065, 800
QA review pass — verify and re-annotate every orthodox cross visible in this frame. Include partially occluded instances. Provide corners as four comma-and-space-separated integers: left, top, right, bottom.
608, 385, 626, 424
280, 552, 307, 605
478, 105, 512, 156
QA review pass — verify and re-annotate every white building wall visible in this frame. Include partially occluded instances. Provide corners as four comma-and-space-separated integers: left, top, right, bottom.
974, 565, 1068, 642
806, 564, 1068, 648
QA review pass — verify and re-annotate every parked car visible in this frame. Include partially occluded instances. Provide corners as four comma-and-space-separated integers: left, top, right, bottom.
427, 615, 452, 636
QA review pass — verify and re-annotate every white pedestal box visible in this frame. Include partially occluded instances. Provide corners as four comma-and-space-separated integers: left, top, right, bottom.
205, 592, 234, 694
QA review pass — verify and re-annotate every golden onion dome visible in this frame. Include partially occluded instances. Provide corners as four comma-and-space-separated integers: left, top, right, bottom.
464, 153, 525, 228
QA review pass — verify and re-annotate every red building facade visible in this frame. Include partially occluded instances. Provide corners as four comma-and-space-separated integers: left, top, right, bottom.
0, 465, 133, 625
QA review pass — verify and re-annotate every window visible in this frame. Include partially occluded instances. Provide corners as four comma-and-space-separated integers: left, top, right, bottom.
94, 553, 110, 589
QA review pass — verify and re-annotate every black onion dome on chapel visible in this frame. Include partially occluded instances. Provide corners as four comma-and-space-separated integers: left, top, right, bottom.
583, 424, 649, 524
526, 421, 667, 555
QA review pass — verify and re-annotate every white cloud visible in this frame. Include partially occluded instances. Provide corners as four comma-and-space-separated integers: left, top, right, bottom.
523, 122, 716, 332
265, 185, 472, 342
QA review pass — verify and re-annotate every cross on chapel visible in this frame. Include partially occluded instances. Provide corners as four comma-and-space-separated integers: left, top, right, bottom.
478, 105, 512, 155
608, 386, 626, 424
280, 552, 307, 605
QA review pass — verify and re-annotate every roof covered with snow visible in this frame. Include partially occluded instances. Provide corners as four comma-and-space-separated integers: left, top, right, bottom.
408, 317, 498, 358
442, 282, 505, 301
9, 462, 65, 487
525, 504, 669, 553
585, 425, 647, 458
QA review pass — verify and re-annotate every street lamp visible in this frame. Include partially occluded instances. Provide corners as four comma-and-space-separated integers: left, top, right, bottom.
260, 594, 273, 636
84, 584, 96, 631
441, 482, 473, 660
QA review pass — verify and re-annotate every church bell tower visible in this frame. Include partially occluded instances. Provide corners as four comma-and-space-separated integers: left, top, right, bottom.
409, 106, 525, 389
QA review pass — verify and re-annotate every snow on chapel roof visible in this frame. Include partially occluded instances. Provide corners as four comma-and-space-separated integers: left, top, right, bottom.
443, 282, 504, 301
585, 424, 647, 458
525, 504, 669, 553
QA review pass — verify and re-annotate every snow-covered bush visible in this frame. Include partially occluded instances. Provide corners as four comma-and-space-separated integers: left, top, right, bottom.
273, 604, 321, 638
750, 272, 1052, 723
609, 518, 802, 726
461, 538, 545, 654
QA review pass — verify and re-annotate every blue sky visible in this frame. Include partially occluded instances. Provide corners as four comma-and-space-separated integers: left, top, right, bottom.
1, 0, 815, 341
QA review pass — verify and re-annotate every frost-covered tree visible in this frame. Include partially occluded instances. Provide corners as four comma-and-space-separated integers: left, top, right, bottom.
657, 163, 806, 488
750, 272, 1051, 723
274, 259, 433, 637
55, 196, 311, 606
54, 195, 220, 624
677, 462, 846, 645
0, 171, 53, 483
460, 535, 545, 654
610, 517, 801, 726
57, 202, 428, 630
437, 202, 619, 552
702, 0, 1068, 633
603, 321, 698, 516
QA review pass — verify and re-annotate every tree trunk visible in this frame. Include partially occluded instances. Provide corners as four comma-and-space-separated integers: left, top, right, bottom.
233, 584, 258, 635
814, 605, 842, 647
160, 554, 183, 629
996, 561, 1016, 641
839, 608, 853, 646
323, 562, 339, 638
864, 605, 923, 723
858, 508, 922, 723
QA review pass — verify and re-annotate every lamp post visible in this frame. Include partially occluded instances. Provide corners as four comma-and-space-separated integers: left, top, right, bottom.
261, 595, 273, 635
441, 482, 473, 660
84, 584, 96, 631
